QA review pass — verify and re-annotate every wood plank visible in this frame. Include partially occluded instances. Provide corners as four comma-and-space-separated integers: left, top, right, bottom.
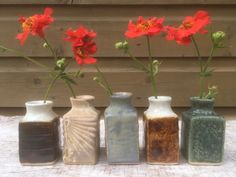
0, 57, 235, 107
0, 69, 235, 107
75, 0, 236, 5
0, 0, 73, 4
0, 0, 235, 5
0, 116, 235, 177
0, 6, 235, 57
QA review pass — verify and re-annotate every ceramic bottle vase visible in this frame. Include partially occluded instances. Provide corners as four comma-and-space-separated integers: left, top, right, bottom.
104, 92, 139, 164
63, 95, 100, 165
182, 97, 225, 165
144, 96, 179, 164
19, 100, 60, 165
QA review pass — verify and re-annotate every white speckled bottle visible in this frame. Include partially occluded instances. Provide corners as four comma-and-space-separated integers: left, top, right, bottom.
104, 92, 139, 164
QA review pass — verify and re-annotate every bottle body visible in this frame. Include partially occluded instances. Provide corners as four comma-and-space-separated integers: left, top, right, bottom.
63, 95, 100, 165
144, 96, 179, 164
19, 100, 60, 165
181, 97, 225, 165
104, 92, 139, 164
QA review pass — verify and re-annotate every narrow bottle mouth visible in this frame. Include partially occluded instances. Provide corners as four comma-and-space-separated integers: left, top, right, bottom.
70, 95, 95, 102
190, 97, 215, 103
111, 92, 132, 99
25, 100, 53, 107
148, 96, 172, 102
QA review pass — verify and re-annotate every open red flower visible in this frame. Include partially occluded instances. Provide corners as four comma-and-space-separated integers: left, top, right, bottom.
65, 26, 96, 43
125, 16, 164, 38
16, 7, 54, 45
166, 10, 211, 45
65, 26, 97, 65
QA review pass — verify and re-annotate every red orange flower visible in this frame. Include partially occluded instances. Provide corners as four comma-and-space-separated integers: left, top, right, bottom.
125, 16, 164, 38
16, 8, 54, 45
166, 10, 211, 45
65, 26, 97, 65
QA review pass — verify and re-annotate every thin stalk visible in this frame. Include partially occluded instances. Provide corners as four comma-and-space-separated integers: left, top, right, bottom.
203, 45, 215, 73
64, 80, 76, 98
127, 51, 148, 72
95, 64, 113, 96
0, 45, 50, 70
43, 73, 61, 102
191, 36, 203, 72
199, 76, 205, 99
146, 36, 158, 98
43, 38, 58, 61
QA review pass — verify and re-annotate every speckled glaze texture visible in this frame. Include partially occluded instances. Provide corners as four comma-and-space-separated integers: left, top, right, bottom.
181, 97, 225, 165
104, 92, 139, 164
144, 96, 179, 164
63, 95, 100, 165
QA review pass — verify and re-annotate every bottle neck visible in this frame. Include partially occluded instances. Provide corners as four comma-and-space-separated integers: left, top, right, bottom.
145, 96, 177, 118
190, 97, 215, 111
24, 100, 57, 122
109, 92, 133, 108
70, 95, 95, 110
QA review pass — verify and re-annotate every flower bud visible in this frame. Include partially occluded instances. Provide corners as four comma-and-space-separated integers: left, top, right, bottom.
56, 58, 66, 68
212, 31, 226, 45
115, 42, 123, 50
115, 41, 129, 51
43, 42, 49, 48
93, 77, 99, 82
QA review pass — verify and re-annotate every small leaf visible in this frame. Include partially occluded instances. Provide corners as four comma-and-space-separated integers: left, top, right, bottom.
61, 74, 77, 85
0, 48, 6, 53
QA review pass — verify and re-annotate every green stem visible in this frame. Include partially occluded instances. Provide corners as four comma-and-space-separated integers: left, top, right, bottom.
0, 45, 50, 70
203, 45, 215, 73
191, 36, 206, 98
199, 76, 205, 99
43, 73, 61, 103
127, 51, 148, 72
43, 38, 58, 61
95, 64, 113, 96
146, 36, 158, 98
64, 80, 76, 98
191, 36, 203, 72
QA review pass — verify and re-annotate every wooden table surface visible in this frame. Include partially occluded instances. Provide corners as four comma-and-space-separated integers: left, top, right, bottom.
0, 116, 235, 177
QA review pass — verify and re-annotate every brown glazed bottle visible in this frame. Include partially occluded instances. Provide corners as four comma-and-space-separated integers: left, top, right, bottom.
144, 96, 179, 164
19, 100, 60, 165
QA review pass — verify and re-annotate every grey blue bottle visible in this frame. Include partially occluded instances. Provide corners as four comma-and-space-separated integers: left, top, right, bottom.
104, 92, 139, 164
181, 97, 225, 165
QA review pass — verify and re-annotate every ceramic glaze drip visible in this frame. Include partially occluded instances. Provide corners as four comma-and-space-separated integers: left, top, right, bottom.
144, 96, 179, 164
24, 100, 57, 122
19, 100, 59, 165
63, 95, 100, 165
145, 96, 177, 119
104, 92, 139, 164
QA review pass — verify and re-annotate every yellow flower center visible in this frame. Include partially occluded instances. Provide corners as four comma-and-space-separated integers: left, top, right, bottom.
137, 20, 154, 31
182, 21, 194, 29
22, 17, 36, 32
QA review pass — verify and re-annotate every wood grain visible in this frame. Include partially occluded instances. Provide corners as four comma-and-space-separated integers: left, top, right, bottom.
0, 4, 235, 108
0, 116, 235, 177
0, 6, 235, 57
0, 0, 236, 5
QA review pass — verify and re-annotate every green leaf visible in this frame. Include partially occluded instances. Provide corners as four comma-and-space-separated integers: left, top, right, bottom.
60, 74, 77, 85
74, 70, 84, 78
199, 69, 214, 77
0, 48, 6, 53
